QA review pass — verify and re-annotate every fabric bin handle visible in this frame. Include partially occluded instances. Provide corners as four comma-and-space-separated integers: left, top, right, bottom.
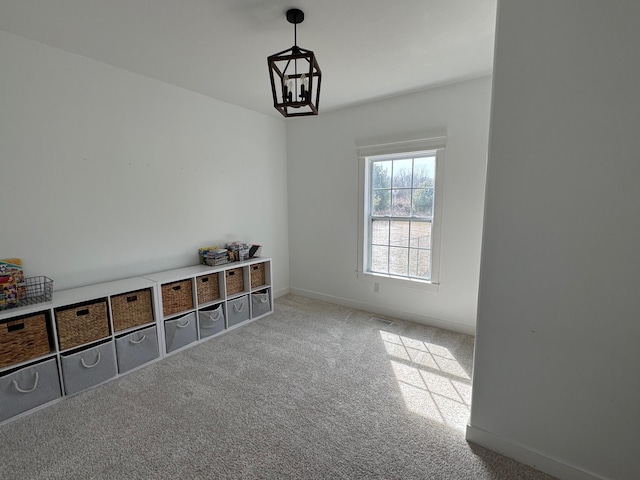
176, 319, 190, 328
12, 371, 39, 394
80, 351, 102, 369
203, 311, 221, 327
233, 302, 245, 313
129, 335, 146, 345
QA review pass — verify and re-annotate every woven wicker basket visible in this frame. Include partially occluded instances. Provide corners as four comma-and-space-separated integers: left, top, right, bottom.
225, 268, 244, 295
110, 288, 154, 332
196, 274, 220, 305
0, 313, 51, 368
161, 280, 194, 317
250, 263, 266, 289
55, 300, 110, 350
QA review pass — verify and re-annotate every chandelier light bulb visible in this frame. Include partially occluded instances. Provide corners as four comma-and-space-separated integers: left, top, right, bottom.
299, 74, 307, 98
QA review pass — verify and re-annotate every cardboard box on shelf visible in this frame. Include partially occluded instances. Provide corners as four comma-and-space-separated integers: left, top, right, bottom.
0, 258, 26, 309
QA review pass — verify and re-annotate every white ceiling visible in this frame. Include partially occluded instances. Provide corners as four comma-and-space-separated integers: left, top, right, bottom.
0, 0, 497, 118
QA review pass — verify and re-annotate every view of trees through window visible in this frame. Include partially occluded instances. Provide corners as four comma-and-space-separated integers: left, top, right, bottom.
369, 155, 435, 279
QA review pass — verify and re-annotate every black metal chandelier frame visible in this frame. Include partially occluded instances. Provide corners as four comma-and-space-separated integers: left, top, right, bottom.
268, 9, 322, 117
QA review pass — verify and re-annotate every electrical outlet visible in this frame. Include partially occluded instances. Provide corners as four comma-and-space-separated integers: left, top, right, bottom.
374, 282, 380, 293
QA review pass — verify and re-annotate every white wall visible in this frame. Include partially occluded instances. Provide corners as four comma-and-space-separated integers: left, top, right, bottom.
0, 31, 289, 294
287, 77, 492, 334
468, 2, 640, 479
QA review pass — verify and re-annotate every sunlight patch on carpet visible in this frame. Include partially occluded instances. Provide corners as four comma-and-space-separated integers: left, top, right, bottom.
380, 330, 471, 430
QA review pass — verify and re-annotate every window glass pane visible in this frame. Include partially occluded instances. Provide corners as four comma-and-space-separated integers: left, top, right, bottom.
389, 220, 409, 247
371, 245, 389, 273
391, 189, 411, 216
409, 248, 431, 279
409, 248, 419, 277
409, 221, 432, 249
410, 249, 431, 280
413, 156, 435, 188
389, 247, 409, 276
372, 189, 391, 216
412, 188, 434, 217
392, 159, 412, 188
371, 219, 389, 245
372, 161, 392, 189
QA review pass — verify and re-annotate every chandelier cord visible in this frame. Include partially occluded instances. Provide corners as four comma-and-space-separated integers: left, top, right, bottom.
294, 23, 298, 84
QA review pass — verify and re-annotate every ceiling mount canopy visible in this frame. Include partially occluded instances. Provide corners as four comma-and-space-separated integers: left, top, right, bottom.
268, 8, 322, 117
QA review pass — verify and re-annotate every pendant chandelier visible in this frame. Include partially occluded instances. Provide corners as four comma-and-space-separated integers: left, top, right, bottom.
268, 8, 322, 117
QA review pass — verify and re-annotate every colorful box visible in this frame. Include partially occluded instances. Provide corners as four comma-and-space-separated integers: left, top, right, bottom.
0, 258, 26, 309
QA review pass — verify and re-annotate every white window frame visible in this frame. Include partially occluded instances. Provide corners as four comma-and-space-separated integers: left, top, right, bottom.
357, 136, 445, 291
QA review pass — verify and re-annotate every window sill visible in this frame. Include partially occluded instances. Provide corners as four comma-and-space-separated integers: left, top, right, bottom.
356, 271, 440, 293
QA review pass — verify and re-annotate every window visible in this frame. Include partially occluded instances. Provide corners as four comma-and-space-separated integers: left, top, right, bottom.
357, 136, 445, 287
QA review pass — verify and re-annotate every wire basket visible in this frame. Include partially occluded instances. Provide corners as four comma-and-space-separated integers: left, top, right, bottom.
0, 276, 53, 311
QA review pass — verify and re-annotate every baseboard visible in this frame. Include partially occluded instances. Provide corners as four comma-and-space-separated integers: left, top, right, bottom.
465, 425, 605, 480
288, 287, 475, 336
272, 287, 291, 299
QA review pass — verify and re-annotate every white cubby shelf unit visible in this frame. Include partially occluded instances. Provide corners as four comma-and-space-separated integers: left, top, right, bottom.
0, 257, 273, 425
143, 258, 273, 356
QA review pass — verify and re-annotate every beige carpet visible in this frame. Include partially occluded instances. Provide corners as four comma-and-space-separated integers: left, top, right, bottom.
0, 294, 555, 479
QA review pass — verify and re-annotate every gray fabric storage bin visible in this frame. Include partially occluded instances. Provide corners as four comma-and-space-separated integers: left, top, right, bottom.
251, 290, 271, 318
198, 305, 225, 339
0, 358, 61, 422
165, 312, 197, 353
227, 296, 250, 327
61, 341, 117, 396
115, 325, 159, 374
